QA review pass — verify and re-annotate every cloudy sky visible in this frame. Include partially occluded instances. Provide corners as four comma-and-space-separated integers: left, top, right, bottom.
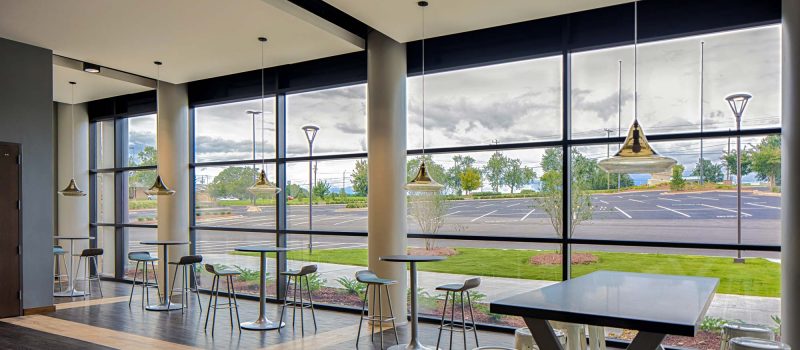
127, 25, 781, 192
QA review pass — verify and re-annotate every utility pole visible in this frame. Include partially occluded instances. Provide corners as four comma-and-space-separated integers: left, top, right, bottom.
699, 41, 705, 186
342, 170, 346, 198
727, 130, 732, 182
604, 128, 614, 190
617, 60, 623, 190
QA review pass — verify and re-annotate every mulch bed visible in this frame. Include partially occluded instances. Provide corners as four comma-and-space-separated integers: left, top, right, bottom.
610, 329, 723, 350
408, 247, 458, 256
529, 252, 598, 265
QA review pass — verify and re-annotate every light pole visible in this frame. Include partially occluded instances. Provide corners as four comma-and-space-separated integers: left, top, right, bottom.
725, 93, 751, 264
604, 128, 614, 190
247, 110, 260, 207
302, 124, 319, 253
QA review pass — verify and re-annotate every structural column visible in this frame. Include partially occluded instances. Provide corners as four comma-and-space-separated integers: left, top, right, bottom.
57, 102, 90, 271
367, 30, 408, 323
156, 82, 190, 291
782, 0, 800, 346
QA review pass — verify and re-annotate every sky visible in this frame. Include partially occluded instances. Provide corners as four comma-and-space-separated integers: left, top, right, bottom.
125, 25, 781, 192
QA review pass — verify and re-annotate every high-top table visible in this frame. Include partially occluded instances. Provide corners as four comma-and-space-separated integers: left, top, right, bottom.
380, 255, 447, 350
53, 235, 95, 297
234, 245, 294, 330
490, 271, 719, 350
140, 240, 189, 311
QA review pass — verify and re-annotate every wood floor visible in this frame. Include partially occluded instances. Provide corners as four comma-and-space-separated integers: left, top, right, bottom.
4, 281, 514, 349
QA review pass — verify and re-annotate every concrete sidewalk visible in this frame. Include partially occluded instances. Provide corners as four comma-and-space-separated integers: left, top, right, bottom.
203, 253, 780, 327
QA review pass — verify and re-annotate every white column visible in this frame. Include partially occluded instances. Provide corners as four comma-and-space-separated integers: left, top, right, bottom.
156, 82, 190, 290
57, 102, 89, 269
367, 30, 408, 323
781, 0, 799, 345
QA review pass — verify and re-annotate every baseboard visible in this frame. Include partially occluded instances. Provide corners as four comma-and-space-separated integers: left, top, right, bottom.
23, 305, 55, 315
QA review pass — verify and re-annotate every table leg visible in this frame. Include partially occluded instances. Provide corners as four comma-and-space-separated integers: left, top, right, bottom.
146, 244, 183, 311
241, 252, 284, 330
54, 239, 87, 297
524, 318, 565, 350
627, 331, 666, 350
388, 262, 439, 350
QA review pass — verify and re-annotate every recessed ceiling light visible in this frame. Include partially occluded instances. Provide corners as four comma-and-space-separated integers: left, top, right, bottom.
82, 62, 101, 73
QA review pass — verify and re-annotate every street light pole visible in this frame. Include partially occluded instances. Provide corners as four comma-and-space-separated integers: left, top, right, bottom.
302, 124, 319, 254
725, 93, 751, 264
604, 128, 614, 190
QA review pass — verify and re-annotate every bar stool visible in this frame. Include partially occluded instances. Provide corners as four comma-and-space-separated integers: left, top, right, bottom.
168, 255, 203, 313
514, 327, 566, 350
128, 251, 161, 307
355, 270, 399, 349
436, 277, 481, 350
730, 338, 790, 350
278, 264, 319, 336
587, 326, 607, 350
53, 245, 69, 293
74, 248, 103, 299
204, 264, 241, 336
722, 323, 775, 350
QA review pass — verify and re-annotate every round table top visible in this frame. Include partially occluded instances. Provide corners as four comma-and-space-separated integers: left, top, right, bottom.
234, 246, 294, 253
380, 255, 447, 262
54, 236, 95, 240
140, 240, 189, 246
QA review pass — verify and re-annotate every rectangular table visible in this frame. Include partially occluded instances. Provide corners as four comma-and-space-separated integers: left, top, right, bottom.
490, 271, 718, 350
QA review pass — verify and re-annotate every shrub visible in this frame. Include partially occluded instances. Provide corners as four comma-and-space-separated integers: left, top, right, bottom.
232, 265, 271, 283
345, 202, 368, 209
336, 276, 366, 298
305, 272, 326, 292
700, 316, 726, 333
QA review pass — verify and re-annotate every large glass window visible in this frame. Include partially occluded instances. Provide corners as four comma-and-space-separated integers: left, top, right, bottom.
286, 84, 366, 157
195, 97, 276, 163
124, 114, 156, 167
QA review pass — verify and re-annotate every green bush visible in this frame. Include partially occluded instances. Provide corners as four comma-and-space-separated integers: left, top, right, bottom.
336, 276, 366, 298
305, 272, 326, 292
233, 265, 265, 283
700, 316, 727, 332
345, 202, 368, 209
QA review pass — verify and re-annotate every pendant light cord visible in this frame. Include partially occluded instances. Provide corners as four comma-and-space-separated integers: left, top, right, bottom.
155, 62, 160, 174
421, 3, 426, 158
700, 41, 705, 132
70, 83, 76, 179
260, 40, 266, 172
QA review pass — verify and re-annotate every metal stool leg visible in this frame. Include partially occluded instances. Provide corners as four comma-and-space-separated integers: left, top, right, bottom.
279, 274, 290, 333
449, 290, 456, 350
299, 275, 305, 336
93, 257, 103, 298
225, 274, 234, 329
129, 261, 140, 306
142, 260, 149, 307
212, 275, 220, 336
151, 261, 162, 303
304, 275, 317, 331
204, 275, 216, 331
461, 291, 467, 350
191, 266, 202, 310
437, 291, 450, 349
378, 282, 384, 349
385, 285, 400, 346
467, 291, 479, 347
229, 276, 241, 332
356, 284, 369, 348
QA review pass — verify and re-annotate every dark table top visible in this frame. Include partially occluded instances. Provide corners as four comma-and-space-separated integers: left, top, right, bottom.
380, 255, 447, 262
54, 236, 94, 240
490, 271, 718, 336
140, 241, 189, 246
234, 246, 294, 253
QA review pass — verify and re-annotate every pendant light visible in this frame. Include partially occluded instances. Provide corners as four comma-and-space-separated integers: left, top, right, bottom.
59, 81, 87, 197
248, 37, 281, 195
406, 0, 444, 192
598, 0, 677, 174
145, 61, 175, 196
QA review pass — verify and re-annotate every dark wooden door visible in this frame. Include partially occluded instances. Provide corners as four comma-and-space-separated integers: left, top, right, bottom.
0, 143, 21, 318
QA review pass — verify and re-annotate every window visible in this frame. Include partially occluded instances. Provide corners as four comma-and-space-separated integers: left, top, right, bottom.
195, 97, 276, 163
286, 84, 366, 157
124, 114, 156, 167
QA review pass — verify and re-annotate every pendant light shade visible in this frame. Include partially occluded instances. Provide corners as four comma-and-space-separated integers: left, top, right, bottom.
598, 120, 677, 174
147, 61, 175, 196
59, 81, 87, 197
597, 0, 676, 174
405, 161, 444, 192
406, 0, 443, 193
248, 37, 281, 195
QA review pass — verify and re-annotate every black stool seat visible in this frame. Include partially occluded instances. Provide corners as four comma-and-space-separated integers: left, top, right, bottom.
128, 251, 158, 262
355, 270, 397, 285
435, 277, 481, 292
205, 264, 240, 276
79, 248, 103, 257
280, 264, 317, 276
169, 255, 203, 265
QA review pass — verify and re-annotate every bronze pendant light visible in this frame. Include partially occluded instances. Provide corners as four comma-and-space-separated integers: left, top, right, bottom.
406, 0, 444, 192
145, 61, 175, 196
59, 81, 87, 197
598, 0, 677, 174
248, 37, 281, 195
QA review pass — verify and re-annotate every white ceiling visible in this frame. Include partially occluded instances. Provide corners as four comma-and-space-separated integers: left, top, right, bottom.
0, 0, 364, 102
324, 0, 631, 43
53, 65, 152, 104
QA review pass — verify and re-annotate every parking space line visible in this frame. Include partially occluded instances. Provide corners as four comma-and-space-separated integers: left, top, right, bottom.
596, 199, 609, 204
628, 198, 645, 203
747, 202, 781, 210
507, 202, 522, 208
333, 217, 367, 226
688, 196, 718, 201
443, 210, 462, 217
658, 197, 680, 202
700, 203, 751, 217
520, 209, 536, 221
476, 204, 494, 208
614, 207, 632, 219
656, 205, 691, 218
450, 204, 467, 209
472, 210, 497, 222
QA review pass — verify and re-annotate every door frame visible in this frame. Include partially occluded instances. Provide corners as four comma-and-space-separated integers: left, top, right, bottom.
0, 141, 23, 316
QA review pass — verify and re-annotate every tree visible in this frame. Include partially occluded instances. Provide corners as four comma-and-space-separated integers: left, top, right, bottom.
536, 149, 593, 240
691, 158, 724, 183
670, 165, 686, 191
351, 159, 368, 196
541, 148, 633, 190
285, 182, 308, 199
721, 150, 752, 180
408, 191, 449, 250
129, 146, 158, 188
483, 153, 508, 192
208, 167, 260, 200
446, 155, 476, 195
313, 180, 331, 200
503, 158, 536, 193
751, 135, 781, 189
407, 155, 447, 189
459, 168, 481, 195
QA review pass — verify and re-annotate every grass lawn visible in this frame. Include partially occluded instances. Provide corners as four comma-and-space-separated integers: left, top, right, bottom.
233, 247, 779, 297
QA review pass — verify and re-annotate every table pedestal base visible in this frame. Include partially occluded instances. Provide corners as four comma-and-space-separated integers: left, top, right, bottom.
387, 343, 440, 350
241, 319, 284, 331
146, 302, 184, 311
54, 289, 87, 297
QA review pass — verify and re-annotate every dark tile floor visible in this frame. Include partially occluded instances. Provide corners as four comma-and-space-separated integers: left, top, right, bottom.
25, 281, 516, 349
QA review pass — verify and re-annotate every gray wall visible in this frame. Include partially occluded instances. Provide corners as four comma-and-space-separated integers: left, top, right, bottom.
0, 37, 54, 309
